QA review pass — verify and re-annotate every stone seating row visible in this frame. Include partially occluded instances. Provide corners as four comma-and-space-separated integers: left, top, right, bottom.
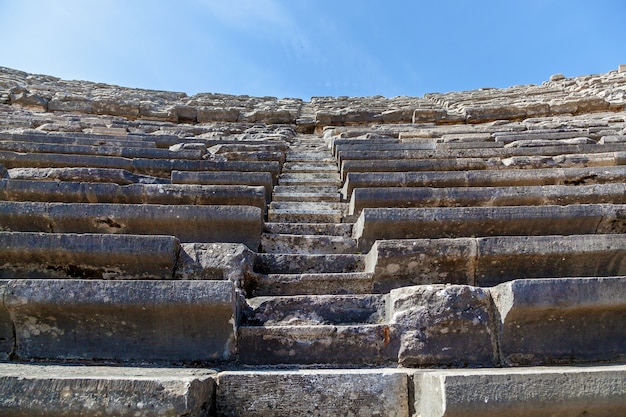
1, 363, 622, 416
0, 276, 623, 368
347, 183, 626, 215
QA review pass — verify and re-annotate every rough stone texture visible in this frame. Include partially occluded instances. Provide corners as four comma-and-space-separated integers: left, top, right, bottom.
0, 363, 216, 417
389, 285, 497, 367
491, 277, 626, 365
175, 242, 255, 286
4, 279, 239, 363
216, 369, 409, 417
0, 280, 13, 359
0, 232, 179, 279
416, 365, 626, 417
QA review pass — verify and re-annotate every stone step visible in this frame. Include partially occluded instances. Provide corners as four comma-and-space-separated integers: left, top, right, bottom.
0, 279, 238, 362
336, 143, 626, 166
264, 222, 352, 237
268, 202, 346, 223
282, 161, 338, 173
353, 204, 626, 250
0, 201, 263, 247
260, 233, 357, 254
0, 363, 216, 417
0, 179, 267, 212
415, 365, 626, 417
342, 165, 626, 197
284, 152, 335, 162
0, 130, 158, 148
348, 183, 626, 215
0, 150, 280, 180
339, 152, 625, 180
216, 369, 409, 417
365, 234, 626, 291
254, 253, 366, 274
278, 172, 341, 186
273, 185, 340, 202
7, 167, 170, 185
171, 170, 274, 201
238, 324, 395, 365
243, 294, 387, 326
249, 272, 374, 296
0, 140, 204, 160
0, 232, 180, 279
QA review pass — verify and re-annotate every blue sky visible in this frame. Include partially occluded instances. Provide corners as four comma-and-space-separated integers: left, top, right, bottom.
1, 1, 624, 99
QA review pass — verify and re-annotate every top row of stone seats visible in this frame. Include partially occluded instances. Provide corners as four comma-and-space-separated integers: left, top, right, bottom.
3, 66, 626, 128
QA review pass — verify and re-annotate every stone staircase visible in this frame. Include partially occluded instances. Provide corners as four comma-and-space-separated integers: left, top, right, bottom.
0, 65, 625, 416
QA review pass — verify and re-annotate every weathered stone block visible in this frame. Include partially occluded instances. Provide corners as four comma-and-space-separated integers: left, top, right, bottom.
175, 242, 255, 286
0, 232, 179, 279
475, 234, 626, 286
4, 279, 239, 363
365, 239, 476, 292
389, 284, 497, 367
216, 369, 409, 417
416, 365, 626, 417
491, 277, 626, 365
0, 280, 13, 360
0, 363, 216, 417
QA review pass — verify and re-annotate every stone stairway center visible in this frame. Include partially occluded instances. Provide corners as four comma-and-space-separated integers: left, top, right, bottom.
0, 65, 625, 416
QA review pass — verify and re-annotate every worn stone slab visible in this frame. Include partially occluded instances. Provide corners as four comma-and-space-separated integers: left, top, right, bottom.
264, 222, 353, 237
353, 205, 612, 250
416, 365, 626, 417
0, 130, 158, 148
171, 170, 274, 200
0, 363, 216, 417
389, 284, 497, 367
175, 242, 255, 287
244, 294, 386, 326
476, 234, 626, 286
0, 140, 203, 159
8, 167, 169, 185
0, 280, 12, 359
0, 179, 266, 213
0, 232, 180, 279
254, 253, 366, 274
365, 239, 477, 292
261, 233, 357, 254
4, 279, 238, 362
251, 272, 374, 296
491, 277, 626, 365
238, 324, 396, 365
348, 183, 626, 215
216, 369, 409, 417
342, 166, 626, 197
0, 201, 263, 248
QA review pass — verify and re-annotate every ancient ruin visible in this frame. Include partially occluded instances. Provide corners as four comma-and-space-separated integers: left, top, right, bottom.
0, 65, 625, 416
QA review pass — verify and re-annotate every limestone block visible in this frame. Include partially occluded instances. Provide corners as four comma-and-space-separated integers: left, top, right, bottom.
412, 108, 448, 123
238, 324, 396, 365
172, 170, 274, 202
389, 284, 497, 367
216, 369, 409, 417
353, 205, 605, 250
475, 234, 626, 286
8, 167, 169, 185
491, 277, 626, 365
365, 239, 476, 292
92, 99, 140, 118
4, 279, 239, 362
0, 202, 263, 248
48, 97, 93, 113
464, 105, 527, 122
175, 242, 255, 286
0, 363, 216, 417
416, 365, 626, 417
0, 280, 13, 359
196, 106, 240, 123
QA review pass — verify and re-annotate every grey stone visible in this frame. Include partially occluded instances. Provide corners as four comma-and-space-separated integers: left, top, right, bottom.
389, 284, 497, 367
491, 277, 626, 365
171, 170, 274, 201
365, 239, 476, 291
416, 365, 626, 417
0, 232, 179, 279
7, 167, 169, 185
0, 363, 216, 417
0, 280, 13, 359
254, 253, 365, 274
251, 272, 374, 296
175, 242, 255, 286
216, 369, 409, 417
4, 279, 239, 363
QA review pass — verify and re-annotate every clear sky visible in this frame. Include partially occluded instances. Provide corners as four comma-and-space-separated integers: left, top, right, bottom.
1, 0, 624, 99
